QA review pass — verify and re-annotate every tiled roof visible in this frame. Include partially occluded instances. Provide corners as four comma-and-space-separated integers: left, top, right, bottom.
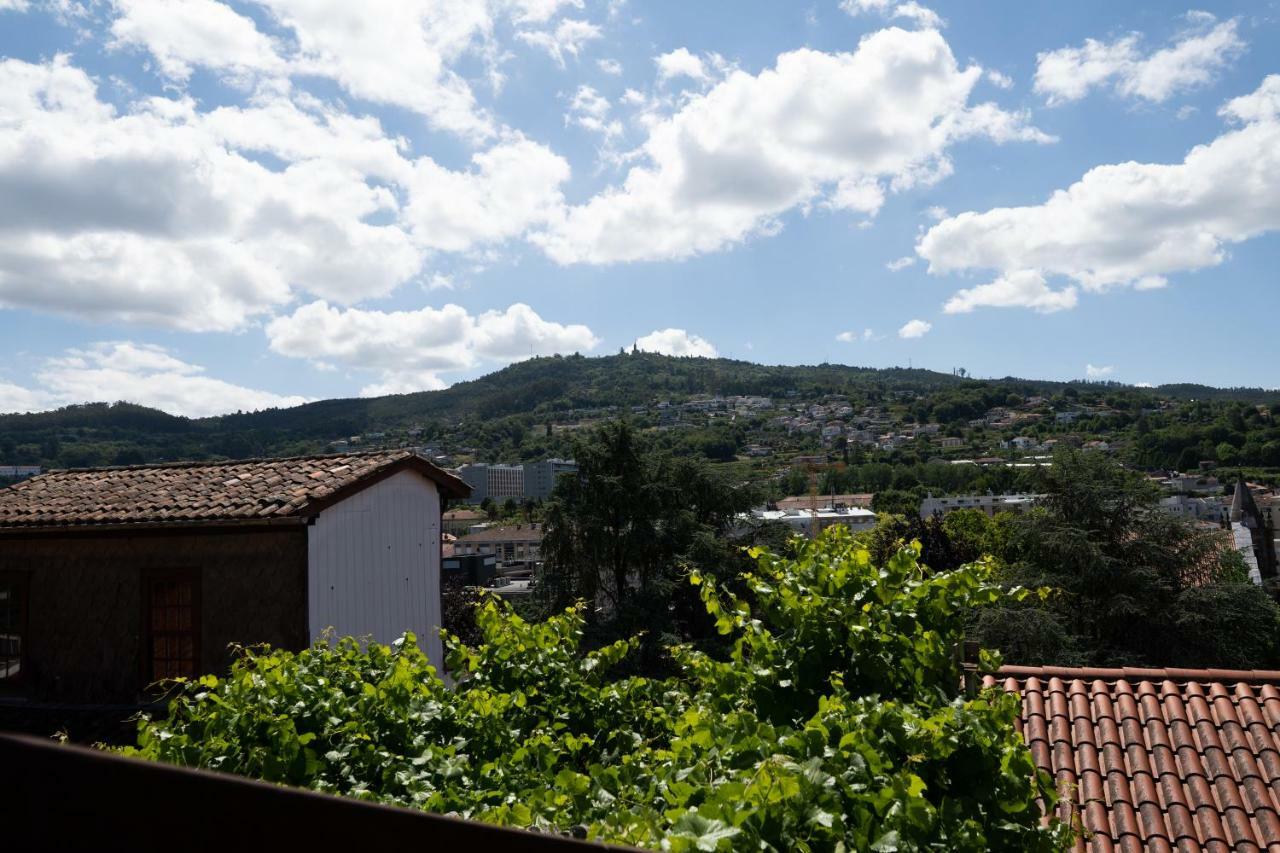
457, 524, 544, 543
988, 664, 1280, 852
0, 450, 469, 529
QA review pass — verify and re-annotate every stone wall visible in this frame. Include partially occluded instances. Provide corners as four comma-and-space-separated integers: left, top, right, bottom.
0, 526, 308, 704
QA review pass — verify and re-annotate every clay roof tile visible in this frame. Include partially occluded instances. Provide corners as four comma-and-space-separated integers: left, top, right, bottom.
994, 664, 1280, 851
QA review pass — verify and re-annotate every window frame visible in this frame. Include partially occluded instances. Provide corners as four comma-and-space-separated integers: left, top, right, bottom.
0, 570, 30, 687
141, 567, 202, 686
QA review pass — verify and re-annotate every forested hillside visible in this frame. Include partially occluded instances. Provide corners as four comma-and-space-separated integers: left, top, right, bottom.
1, 352, 1277, 476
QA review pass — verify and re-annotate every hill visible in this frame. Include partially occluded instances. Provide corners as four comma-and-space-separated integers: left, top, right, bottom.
1, 352, 1277, 472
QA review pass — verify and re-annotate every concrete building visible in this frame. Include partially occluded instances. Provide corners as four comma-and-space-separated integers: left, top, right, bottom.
743, 507, 878, 537
522, 458, 577, 500
458, 463, 525, 504
454, 523, 544, 564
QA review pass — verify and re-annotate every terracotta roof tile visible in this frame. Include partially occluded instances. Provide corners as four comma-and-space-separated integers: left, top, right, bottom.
0, 450, 468, 529
987, 665, 1280, 852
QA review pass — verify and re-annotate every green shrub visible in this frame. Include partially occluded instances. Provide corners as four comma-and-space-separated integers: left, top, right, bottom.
122, 529, 1071, 852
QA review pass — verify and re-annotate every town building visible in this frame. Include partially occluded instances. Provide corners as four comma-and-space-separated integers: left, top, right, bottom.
442, 508, 489, 535
458, 463, 525, 504
522, 458, 578, 500
775, 493, 874, 511
742, 506, 878, 537
919, 493, 1041, 518
454, 523, 544, 565
0, 450, 468, 704
1229, 479, 1277, 585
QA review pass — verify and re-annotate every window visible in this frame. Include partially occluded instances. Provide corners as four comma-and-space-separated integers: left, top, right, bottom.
144, 570, 200, 682
0, 572, 28, 683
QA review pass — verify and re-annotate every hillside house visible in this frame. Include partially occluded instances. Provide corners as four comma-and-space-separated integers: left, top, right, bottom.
454, 523, 543, 565
0, 450, 468, 705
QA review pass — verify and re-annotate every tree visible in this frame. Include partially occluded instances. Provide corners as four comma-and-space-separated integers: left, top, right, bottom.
538, 421, 757, 669
971, 450, 1280, 668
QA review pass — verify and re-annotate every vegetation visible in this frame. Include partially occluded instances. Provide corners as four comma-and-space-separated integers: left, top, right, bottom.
942, 452, 1280, 668
537, 421, 761, 670
4, 354, 1279, 491
122, 532, 1072, 852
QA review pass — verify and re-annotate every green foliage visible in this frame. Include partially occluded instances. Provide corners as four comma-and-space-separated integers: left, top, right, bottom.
538, 421, 758, 670
971, 450, 1280, 668
122, 532, 1071, 852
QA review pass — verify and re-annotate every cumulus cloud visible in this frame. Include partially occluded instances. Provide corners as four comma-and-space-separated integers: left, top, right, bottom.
266, 300, 599, 395
1034, 15, 1244, 105
596, 57, 622, 75
634, 329, 718, 358
897, 319, 932, 338
835, 329, 876, 343
920, 75, 1280, 312
0, 56, 574, 331
107, 0, 607, 139
840, 0, 943, 29
655, 47, 708, 83
534, 27, 1051, 264
886, 256, 916, 272
565, 84, 622, 141
109, 0, 286, 82
986, 69, 1013, 89
516, 18, 602, 66
1086, 364, 1115, 378
0, 342, 309, 417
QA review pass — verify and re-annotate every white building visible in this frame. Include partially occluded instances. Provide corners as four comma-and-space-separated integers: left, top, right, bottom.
919, 493, 1042, 518
742, 506, 878, 537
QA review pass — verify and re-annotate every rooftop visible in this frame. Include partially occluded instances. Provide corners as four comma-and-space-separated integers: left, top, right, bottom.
988, 664, 1280, 852
0, 450, 469, 530
457, 523, 544, 543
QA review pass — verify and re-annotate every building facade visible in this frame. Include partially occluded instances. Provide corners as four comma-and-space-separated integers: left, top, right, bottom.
522, 459, 578, 500
0, 451, 468, 706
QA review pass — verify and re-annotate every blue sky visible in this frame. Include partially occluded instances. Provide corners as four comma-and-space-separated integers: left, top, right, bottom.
0, 0, 1278, 416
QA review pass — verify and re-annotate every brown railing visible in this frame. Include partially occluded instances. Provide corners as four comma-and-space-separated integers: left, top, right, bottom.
0, 733, 635, 852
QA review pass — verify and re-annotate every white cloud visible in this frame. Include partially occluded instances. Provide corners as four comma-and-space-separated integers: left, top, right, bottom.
565, 84, 622, 140
1034, 16, 1244, 105
1085, 363, 1114, 378
503, 0, 583, 25
840, 0, 943, 29
109, 0, 286, 82
836, 329, 877, 343
534, 28, 1051, 264
266, 300, 599, 394
897, 318, 932, 338
0, 56, 578, 331
655, 47, 708, 83
0, 0, 30, 11
634, 328, 717, 357
0, 57, 422, 330
886, 255, 916, 272
516, 18, 601, 67
597, 57, 623, 75
942, 271, 1078, 314
986, 69, 1013, 89
0, 342, 310, 417
920, 75, 1280, 312
402, 136, 570, 252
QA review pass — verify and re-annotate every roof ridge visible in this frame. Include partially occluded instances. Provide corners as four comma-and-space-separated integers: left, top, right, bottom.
44, 447, 416, 475
997, 663, 1280, 684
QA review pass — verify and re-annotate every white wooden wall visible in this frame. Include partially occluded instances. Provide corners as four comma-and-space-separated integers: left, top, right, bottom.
307, 469, 444, 670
